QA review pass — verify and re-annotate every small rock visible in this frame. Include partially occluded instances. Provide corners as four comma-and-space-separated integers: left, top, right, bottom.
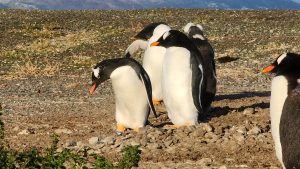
236, 126, 247, 135
13, 126, 19, 131
65, 140, 77, 147
147, 143, 162, 150
233, 133, 245, 143
243, 108, 255, 115
247, 126, 261, 135
54, 128, 72, 134
18, 129, 30, 135
89, 137, 100, 145
56, 147, 64, 153
102, 136, 116, 145
130, 141, 140, 146
164, 140, 173, 147
219, 165, 227, 169
197, 158, 212, 166
202, 123, 213, 133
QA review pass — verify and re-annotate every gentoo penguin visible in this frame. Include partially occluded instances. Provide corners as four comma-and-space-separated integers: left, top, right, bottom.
151, 30, 207, 127
262, 53, 300, 169
184, 23, 216, 112
90, 57, 157, 133
125, 22, 171, 105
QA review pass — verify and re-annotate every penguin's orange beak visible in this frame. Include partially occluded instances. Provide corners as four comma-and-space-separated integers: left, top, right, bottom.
262, 65, 275, 73
150, 42, 160, 47
90, 83, 97, 95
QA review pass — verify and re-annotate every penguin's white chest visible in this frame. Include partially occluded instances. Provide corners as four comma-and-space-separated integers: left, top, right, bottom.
143, 46, 166, 100
270, 76, 288, 167
110, 66, 149, 129
162, 47, 198, 126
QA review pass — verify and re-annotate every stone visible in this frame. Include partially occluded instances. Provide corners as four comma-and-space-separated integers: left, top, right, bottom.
102, 136, 116, 145
202, 123, 213, 133
54, 128, 72, 134
66, 140, 77, 147
18, 129, 30, 135
247, 126, 261, 135
243, 108, 255, 115
89, 137, 100, 145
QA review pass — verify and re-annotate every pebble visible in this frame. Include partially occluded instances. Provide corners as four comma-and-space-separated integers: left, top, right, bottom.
89, 137, 100, 145
202, 123, 213, 133
65, 140, 77, 147
219, 165, 228, 169
54, 128, 72, 134
18, 129, 30, 135
247, 126, 261, 135
197, 158, 212, 166
233, 133, 245, 143
243, 108, 255, 115
101, 136, 116, 145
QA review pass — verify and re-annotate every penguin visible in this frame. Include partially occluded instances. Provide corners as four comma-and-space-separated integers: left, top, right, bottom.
262, 52, 300, 169
183, 22, 216, 112
90, 57, 157, 133
125, 22, 171, 105
150, 30, 207, 127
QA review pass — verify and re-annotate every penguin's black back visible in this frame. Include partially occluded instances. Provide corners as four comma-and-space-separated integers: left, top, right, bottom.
280, 86, 300, 169
134, 22, 167, 40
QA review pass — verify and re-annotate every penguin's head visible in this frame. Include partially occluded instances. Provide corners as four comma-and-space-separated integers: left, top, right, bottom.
134, 22, 168, 41
262, 53, 300, 76
150, 30, 192, 48
90, 60, 112, 95
183, 22, 206, 40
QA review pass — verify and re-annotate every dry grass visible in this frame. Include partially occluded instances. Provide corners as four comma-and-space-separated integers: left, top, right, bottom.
5, 57, 61, 79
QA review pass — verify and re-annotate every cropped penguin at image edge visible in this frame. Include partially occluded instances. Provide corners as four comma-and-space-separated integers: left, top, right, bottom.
262, 52, 300, 169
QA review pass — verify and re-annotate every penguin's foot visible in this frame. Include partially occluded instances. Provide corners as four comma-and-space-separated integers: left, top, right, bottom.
152, 98, 162, 106
133, 128, 140, 132
117, 124, 126, 133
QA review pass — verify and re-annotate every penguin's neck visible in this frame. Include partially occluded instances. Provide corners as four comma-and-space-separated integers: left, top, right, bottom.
270, 75, 289, 118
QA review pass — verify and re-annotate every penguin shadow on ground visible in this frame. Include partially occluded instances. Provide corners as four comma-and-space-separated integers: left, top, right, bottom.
199, 91, 271, 122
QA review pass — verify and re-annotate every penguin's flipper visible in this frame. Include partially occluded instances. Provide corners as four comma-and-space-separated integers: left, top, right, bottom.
191, 52, 206, 114
125, 39, 148, 58
139, 70, 158, 118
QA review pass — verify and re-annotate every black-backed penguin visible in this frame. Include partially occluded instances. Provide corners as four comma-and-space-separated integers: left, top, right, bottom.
184, 23, 216, 112
151, 30, 207, 127
125, 22, 171, 105
262, 53, 300, 169
90, 58, 157, 133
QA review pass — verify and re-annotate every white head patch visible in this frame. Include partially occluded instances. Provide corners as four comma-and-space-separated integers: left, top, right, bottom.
93, 67, 100, 78
193, 34, 205, 40
297, 79, 300, 84
153, 24, 171, 38
183, 22, 204, 33
163, 31, 170, 40
277, 53, 287, 64
183, 22, 195, 33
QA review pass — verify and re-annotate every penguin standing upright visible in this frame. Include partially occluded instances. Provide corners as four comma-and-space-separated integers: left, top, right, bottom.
184, 23, 216, 112
90, 58, 157, 133
150, 30, 207, 127
262, 53, 300, 169
125, 22, 171, 105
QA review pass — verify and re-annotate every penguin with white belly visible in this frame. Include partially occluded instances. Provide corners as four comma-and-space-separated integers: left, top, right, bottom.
150, 30, 207, 127
90, 57, 157, 133
125, 22, 171, 105
184, 23, 216, 112
262, 52, 300, 169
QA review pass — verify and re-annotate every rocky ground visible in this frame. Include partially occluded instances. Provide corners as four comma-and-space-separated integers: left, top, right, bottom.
1, 9, 300, 168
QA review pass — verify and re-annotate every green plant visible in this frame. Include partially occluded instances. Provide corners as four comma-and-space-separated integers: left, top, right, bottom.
117, 145, 141, 169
